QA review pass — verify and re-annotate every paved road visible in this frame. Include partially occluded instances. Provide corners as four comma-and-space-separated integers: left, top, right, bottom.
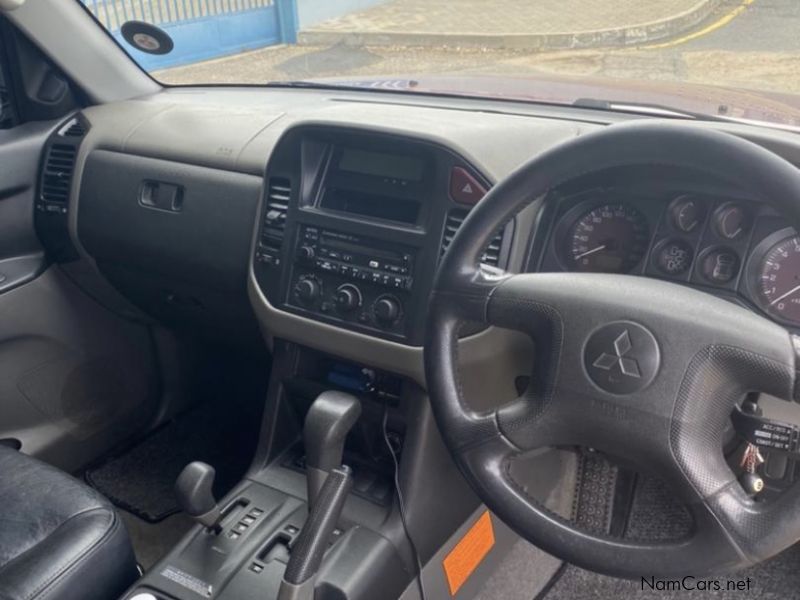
158, 0, 800, 100
678, 0, 800, 52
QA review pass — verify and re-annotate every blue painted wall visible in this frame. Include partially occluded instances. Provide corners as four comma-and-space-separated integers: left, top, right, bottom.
296, 0, 389, 29
116, 7, 282, 70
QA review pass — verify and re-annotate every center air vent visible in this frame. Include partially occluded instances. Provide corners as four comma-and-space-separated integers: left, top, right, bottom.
441, 208, 508, 267
256, 177, 292, 266
264, 178, 290, 239
40, 144, 77, 205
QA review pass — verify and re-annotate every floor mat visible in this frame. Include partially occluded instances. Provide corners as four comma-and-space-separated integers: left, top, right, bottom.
542, 455, 800, 599
86, 400, 257, 521
86, 396, 261, 521
120, 510, 194, 570
85, 351, 268, 522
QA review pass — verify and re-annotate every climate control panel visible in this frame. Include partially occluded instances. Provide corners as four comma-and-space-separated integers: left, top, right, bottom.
286, 226, 414, 338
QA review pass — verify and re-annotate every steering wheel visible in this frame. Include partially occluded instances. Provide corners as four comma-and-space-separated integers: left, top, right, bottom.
425, 121, 800, 577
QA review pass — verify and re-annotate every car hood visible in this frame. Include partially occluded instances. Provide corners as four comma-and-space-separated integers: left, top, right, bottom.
314, 74, 800, 129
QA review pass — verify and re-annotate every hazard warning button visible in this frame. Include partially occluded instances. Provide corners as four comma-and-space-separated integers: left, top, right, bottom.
449, 166, 487, 205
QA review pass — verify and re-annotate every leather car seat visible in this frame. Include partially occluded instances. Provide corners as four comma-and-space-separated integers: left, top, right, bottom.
0, 446, 137, 600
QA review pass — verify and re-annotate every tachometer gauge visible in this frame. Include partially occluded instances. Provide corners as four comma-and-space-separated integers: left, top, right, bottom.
567, 203, 650, 273
756, 234, 800, 324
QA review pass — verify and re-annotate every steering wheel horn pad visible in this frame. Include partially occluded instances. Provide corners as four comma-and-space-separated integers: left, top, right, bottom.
425, 122, 800, 577
584, 320, 660, 394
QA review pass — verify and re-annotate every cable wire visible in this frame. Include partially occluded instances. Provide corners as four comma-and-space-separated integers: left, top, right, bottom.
382, 398, 427, 600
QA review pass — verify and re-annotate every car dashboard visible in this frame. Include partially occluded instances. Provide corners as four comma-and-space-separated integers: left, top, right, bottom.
32, 87, 800, 383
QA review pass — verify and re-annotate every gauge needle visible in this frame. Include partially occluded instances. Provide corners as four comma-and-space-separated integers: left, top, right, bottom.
770, 283, 800, 306
574, 245, 607, 260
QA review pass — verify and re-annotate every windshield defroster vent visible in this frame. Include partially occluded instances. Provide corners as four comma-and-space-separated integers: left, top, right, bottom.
441, 208, 509, 268
256, 177, 292, 267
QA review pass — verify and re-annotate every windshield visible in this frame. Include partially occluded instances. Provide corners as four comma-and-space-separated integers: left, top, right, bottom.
78, 0, 800, 127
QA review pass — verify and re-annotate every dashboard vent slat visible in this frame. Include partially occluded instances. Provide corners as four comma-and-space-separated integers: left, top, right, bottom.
40, 144, 77, 204
62, 120, 86, 138
441, 209, 505, 267
262, 177, 291, 245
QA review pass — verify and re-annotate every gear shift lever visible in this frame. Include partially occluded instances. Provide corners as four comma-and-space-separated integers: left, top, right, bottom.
175, 462, 222, 531
304, 391, 361, 509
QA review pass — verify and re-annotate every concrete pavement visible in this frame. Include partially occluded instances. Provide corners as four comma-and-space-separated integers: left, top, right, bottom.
298, 0, 723, 50
157, 0, 800, 99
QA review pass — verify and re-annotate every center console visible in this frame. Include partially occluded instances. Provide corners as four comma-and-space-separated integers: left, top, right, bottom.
253, 126, 515, 345
121, 127, 520, 600
119, 339, 490, 600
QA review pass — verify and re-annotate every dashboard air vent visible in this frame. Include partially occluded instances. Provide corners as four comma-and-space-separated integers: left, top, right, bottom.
40, 144, 77, 204
257, 177, 292, 265
62, 119, 86, 138
441, 209, 505, 267
264, 177, 290, 239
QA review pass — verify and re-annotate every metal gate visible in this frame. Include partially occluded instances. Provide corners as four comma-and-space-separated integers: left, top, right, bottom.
80, 0, 298, 70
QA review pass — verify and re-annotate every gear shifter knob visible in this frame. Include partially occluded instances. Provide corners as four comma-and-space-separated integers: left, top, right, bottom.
304, 391, 361, 509
175, 462, 221, 531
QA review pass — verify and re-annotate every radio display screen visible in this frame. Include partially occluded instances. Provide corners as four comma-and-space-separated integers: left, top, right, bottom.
338, 148, 425, 182
320, 188, 420, 224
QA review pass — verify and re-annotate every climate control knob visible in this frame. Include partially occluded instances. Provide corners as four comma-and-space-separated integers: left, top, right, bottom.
294, 277, 320, 303
297, 245, 315, 261
335, 284, 362, 312
373, 295, 401, 326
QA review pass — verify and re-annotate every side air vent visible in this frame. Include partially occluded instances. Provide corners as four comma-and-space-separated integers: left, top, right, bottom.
256, 177, 292, 266
62, 119, 86, 137
441, 209, 507, 267
40, 144, 77, 204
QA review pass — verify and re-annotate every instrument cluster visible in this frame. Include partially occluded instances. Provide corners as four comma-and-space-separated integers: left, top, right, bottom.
536, 188, 800, 328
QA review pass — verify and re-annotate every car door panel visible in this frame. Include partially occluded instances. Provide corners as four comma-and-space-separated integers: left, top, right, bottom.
0, 120, 49, 293
0, 118, 159, 471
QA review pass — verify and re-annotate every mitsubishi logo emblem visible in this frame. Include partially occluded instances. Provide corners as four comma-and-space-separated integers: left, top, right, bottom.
592, 330, 641, 378
584, 321, 660, 394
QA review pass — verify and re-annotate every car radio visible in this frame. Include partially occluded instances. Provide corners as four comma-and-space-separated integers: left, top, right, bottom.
287, 225, 416, 337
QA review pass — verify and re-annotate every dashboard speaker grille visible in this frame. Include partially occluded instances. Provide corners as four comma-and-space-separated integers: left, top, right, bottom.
441, 208, 505, 267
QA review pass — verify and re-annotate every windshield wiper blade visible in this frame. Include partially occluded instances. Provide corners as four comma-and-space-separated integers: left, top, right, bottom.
265, 80, 367, 91
572, 98, 731, 122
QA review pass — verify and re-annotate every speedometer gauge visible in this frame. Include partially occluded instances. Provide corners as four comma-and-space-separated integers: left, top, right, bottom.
567, 203, 650, 273
756, 234, 800, 324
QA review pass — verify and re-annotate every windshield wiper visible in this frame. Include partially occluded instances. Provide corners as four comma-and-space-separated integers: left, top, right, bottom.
265, 80, 368, 91
572, 98, 732, 123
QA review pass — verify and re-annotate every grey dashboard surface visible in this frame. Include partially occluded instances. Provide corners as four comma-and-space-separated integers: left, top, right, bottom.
71, 86, 800, 384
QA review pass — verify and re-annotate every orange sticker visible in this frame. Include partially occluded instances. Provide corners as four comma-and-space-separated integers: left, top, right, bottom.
442, 510, 495, 596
